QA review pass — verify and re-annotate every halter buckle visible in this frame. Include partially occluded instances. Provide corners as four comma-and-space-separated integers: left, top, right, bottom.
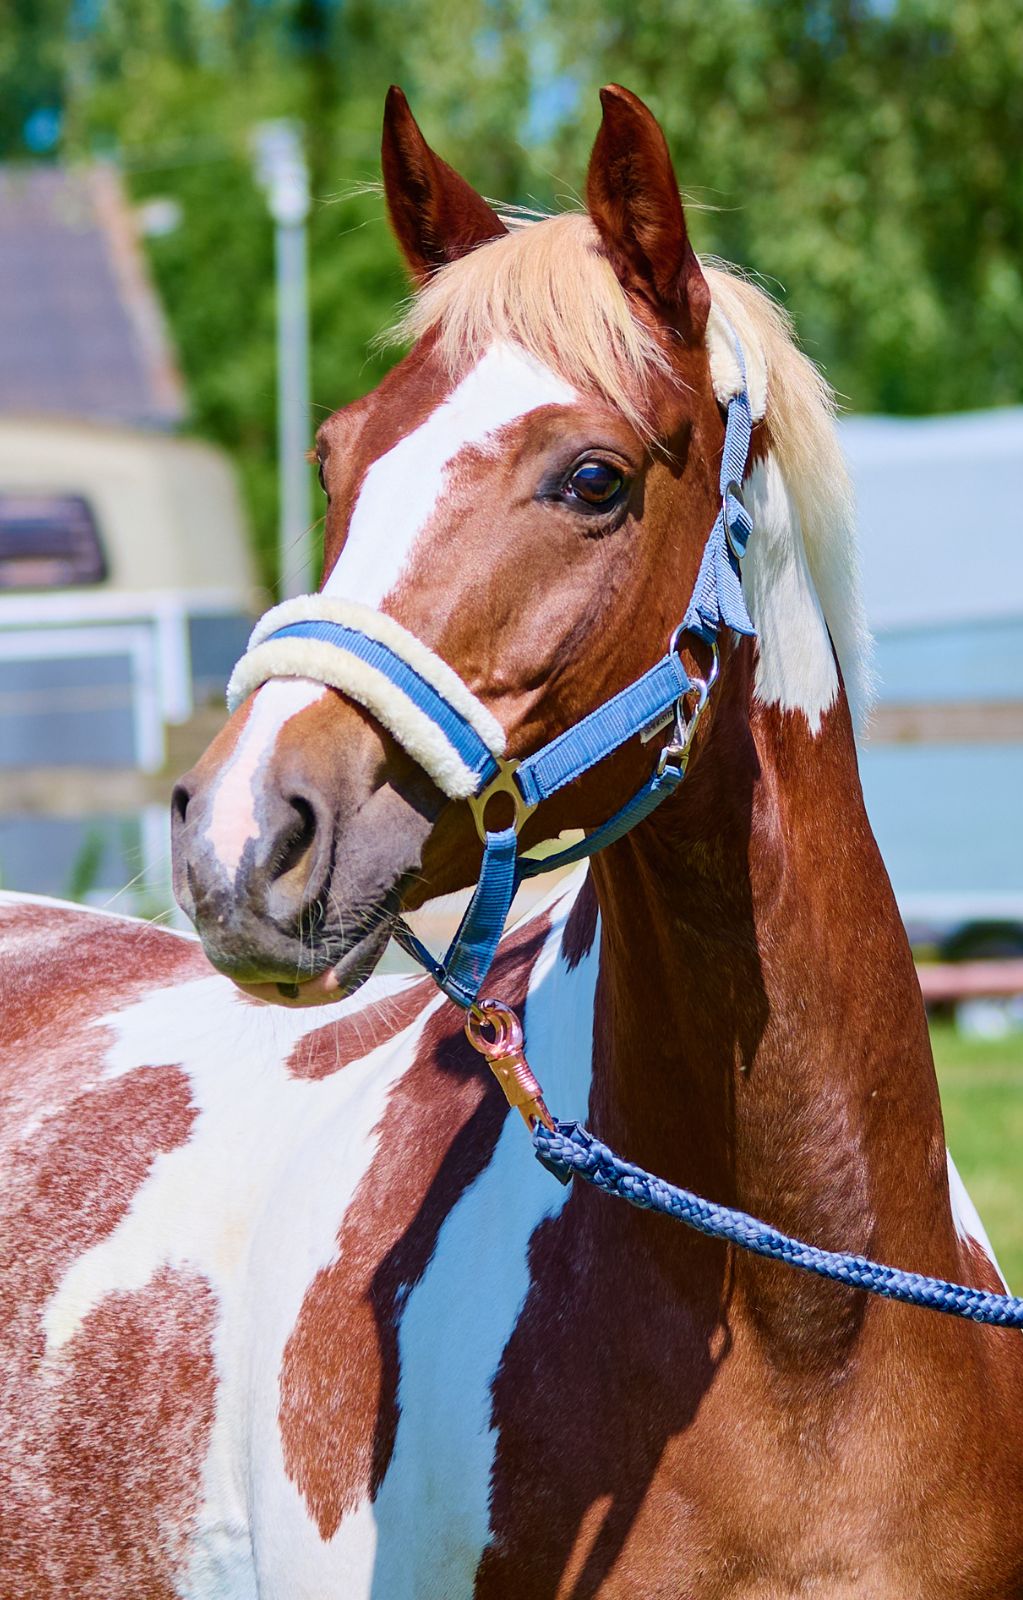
657, 643, 719, 776
722, 479, 748, 560
468, 759, 537, 842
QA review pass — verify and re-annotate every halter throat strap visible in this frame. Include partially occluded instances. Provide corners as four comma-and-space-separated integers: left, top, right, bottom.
227, 324, 756, 1006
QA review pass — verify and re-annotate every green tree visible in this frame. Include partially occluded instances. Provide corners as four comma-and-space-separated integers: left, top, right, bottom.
8, 0, 1021, 582
0, 0, 74, 154
534, 0, 1023, 413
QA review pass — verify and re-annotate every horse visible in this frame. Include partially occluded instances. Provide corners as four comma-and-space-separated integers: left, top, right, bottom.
2, 82, 1021, 1598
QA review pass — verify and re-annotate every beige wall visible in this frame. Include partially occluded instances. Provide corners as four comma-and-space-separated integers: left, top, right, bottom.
0, 417, 259, 602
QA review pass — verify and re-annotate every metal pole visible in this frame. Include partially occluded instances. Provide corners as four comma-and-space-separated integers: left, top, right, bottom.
252, 122, 312, 599
274, 214, 311, 597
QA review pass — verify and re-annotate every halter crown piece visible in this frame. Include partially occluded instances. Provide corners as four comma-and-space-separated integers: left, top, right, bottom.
227, 321, 755, 1007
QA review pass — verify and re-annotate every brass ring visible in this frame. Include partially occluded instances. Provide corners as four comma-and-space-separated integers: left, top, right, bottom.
467, 760, 538, 843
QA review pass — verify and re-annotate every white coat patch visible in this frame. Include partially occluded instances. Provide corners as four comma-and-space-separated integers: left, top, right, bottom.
39, 874, 596, 1599
41, 967, 444, 1598
947, 1150, 1008, 1290
743, 454, 840, 734
204, 678, 325, 875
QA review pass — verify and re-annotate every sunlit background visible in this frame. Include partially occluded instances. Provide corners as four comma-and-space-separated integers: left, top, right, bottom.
1, 1, 1020, 1272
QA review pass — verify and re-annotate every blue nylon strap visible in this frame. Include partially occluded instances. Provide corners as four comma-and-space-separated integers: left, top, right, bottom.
720, 385, 753, 508
440, 827, 519, 1005
680, 373, 756, 643
680, 500, 755, 642
264, 620, 501, 791
519, 764, 684, 878
515, 653, 690, 806
391, 919, 445, 987
393, 825, 519, 1008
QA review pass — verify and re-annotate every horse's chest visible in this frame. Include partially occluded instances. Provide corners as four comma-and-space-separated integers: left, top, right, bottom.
231, 1096, 579, 1598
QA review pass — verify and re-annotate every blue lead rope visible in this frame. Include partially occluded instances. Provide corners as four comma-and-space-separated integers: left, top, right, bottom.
533, 1121, 1023, 1328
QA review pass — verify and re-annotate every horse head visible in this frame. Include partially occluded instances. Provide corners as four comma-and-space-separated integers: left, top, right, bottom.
171, 85, 765, 1003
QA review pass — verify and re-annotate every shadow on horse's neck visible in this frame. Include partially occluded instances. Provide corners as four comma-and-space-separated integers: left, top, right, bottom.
583, 634, 952, 1368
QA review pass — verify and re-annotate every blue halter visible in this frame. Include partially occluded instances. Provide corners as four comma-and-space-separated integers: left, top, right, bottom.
233, 331, 755, 1006
228, 339, 1023, 1331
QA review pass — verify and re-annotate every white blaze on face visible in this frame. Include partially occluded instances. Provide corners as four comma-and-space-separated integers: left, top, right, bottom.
203, 344, 574, 881
205, 678, 325, 876
323, 342, 578, 607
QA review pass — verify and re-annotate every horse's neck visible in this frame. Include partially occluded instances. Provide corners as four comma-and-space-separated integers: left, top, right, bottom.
584, 653, 955, 1367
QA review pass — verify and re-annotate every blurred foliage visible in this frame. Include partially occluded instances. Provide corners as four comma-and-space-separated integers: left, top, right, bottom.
538, 0, 1023, 415
2, 0, 1021, 582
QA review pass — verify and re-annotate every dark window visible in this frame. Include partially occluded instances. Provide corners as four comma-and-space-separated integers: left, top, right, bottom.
0, 494, 107, 590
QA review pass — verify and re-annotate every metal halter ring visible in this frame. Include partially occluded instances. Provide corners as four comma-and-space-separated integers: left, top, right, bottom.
465, 996, 522, 1051
467, 758, 538, 843
657, 643, 719, 776
722, 478, 748, 560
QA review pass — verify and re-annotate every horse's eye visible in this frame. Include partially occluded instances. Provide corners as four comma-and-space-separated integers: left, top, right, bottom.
566, 459, 624, 506
317, 460, 328, 496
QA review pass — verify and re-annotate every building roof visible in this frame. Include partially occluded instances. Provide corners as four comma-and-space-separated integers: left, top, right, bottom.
0, 164, 185, 429
840, 407, 1023, 633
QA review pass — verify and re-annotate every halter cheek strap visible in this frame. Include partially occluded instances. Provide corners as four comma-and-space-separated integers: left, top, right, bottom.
227, 323, 756, 1007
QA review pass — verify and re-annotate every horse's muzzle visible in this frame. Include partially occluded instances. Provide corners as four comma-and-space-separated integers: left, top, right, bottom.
170, 763, 338, 981
168, 692, 440, 996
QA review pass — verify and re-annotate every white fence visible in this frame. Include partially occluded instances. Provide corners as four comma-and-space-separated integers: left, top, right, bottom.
0, 587, 249, 772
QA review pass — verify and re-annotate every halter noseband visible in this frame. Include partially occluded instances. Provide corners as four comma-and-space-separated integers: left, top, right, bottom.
227, 325, 755, 1007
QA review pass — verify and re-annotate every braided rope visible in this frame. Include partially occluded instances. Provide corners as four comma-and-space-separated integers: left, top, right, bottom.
533, 1121, 1023, 1328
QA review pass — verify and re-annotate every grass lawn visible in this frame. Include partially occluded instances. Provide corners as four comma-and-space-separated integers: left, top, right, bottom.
932, 1020, 1023, 1291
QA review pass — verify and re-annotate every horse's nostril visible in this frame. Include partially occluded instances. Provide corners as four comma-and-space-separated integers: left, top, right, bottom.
269, 796, 318, 885
171, 783, 190, 826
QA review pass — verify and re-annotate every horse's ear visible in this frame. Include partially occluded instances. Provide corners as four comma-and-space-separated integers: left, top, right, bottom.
382, 86, 507, 284
586, 84, 710, 340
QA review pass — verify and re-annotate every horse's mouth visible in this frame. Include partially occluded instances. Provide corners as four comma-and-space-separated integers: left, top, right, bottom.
213, 909, 395, 1008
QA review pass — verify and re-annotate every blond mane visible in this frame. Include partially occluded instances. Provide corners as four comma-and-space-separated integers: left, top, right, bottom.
395, 211, 871, 724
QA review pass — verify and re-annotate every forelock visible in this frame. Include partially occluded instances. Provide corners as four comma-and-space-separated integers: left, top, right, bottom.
392, 212, 673, 435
